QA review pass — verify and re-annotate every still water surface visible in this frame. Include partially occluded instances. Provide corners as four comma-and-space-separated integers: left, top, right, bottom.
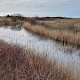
0, 26, 80, 72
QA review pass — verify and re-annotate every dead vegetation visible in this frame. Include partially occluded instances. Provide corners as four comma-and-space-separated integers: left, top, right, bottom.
37, 19, 80, 32
0, 40, 80, 80
23, 21, 80, 48
0, 16, 26, 27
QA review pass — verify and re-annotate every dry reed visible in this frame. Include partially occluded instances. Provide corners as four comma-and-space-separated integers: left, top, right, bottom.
0, 40, 80, 80
23, 22, 80, 47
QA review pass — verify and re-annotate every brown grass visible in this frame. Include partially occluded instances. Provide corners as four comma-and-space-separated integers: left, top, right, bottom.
38, 19, 80, 31
0, 16, 26, 26
0, 40, 80, 80
23, 22, 80, 47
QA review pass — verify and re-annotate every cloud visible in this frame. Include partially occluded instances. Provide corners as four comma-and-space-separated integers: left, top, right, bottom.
0, 0, 70, 6
0, 0, 80, 17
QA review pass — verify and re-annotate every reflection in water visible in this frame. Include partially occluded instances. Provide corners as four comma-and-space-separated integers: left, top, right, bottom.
0, 26, 80, 72
11, 25, 22, 31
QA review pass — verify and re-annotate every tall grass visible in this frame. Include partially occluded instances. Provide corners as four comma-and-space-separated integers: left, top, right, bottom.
23, 22, 80, 47
37, 19, 80, 29
0, 40, 80, 80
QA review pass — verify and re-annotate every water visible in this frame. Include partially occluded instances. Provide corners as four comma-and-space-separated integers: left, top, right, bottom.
0, 26, 80, 72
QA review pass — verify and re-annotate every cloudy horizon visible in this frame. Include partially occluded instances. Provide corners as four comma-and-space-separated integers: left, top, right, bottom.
0, 0, 80, 17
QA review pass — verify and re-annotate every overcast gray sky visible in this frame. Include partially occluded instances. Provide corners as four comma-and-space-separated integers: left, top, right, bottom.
0, 0, 80, 17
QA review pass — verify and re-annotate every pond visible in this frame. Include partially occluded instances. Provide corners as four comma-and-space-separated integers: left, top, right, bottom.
0, 26, 80, 73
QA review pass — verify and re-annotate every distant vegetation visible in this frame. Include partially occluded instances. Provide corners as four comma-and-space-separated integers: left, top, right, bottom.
0, 14, 27, 26
0, 14, 80, 47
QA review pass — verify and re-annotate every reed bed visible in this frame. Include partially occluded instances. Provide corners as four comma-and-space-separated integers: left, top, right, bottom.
23, 22, 80, 47
38, 19, 80, 30
0, 40, 80, 80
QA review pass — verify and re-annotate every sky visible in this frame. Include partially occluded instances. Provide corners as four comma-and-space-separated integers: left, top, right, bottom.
0, 0, 80, 17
